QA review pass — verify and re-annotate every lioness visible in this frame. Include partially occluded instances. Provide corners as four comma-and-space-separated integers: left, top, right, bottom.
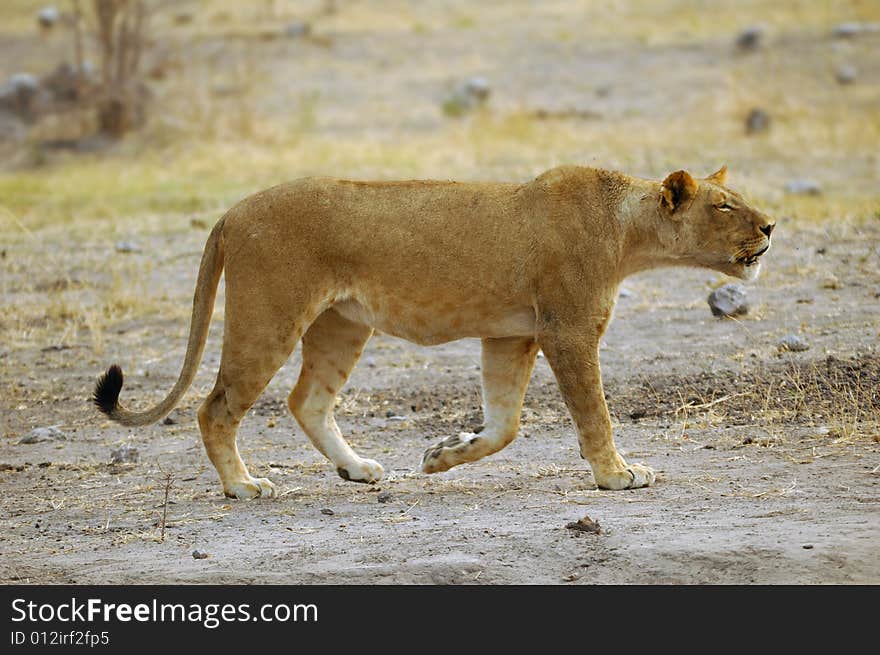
93, 165, 774, 499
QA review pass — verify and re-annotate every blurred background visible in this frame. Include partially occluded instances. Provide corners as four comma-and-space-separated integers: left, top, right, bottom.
1, 0, 878, 232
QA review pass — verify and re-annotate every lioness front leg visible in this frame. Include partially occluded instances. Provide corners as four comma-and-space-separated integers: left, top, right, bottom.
539, 327, 655, 490
422, 336, 539, 473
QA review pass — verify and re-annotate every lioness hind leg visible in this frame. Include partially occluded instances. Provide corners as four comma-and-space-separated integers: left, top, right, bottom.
288, 308, 383, 483
199, 286, 313, 500
199, 386, 279, 500
422, 337, 539, 473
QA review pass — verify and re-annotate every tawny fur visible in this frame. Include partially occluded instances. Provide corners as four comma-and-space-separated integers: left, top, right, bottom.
93, 165, 775, 499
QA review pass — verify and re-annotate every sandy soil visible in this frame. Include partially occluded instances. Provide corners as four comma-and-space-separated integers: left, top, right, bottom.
1, 219, 877, 585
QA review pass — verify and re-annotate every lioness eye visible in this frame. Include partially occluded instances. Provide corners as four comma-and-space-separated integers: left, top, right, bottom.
716, 202, 732, 211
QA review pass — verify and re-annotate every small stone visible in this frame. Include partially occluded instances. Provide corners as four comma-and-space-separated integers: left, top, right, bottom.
836, 65, 857, 85
162, 416, 176, 425
192, 550, 209, 559
833, 22, 880, 38
618, 286, 636, 299
742, 435, 755, 445
37, 6, 60, 29
785, 179, 822, 196
745, 108, 770, 134
284, 21, 311, 38
377, 492, 392, 503
114, 241, 141, 253
321, 508, 335, 516
110, 444, 139, 464
736, 25, 765, 51
565, 515, 602, 534
442, 77, 491, 117
778, 334, 809, 352
802, 544, 814, 550
822, 274, 842, 290
708, 283, 749, 318
19, 426, 67, 444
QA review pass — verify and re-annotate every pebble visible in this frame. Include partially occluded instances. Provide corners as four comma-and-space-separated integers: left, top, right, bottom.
745, 108, 770, 134
19, 426, 67, 444
707, 283, 749, 318
833, 22, 880, 38
777, 334, 810, 352
114, 241, 142, 253
37, 6, 60, 28
110, 444, 139, 464
836, 65, 857, 85
377, 492, 392, 503
735, 25, 765, 51
565, 515, 602, 535
618, 286, 636, 299
442, 77, 491, 116
284, 21, 311, 38
785, 179, 822, 195
321, 508, 335, 516
192, 550, 209, 559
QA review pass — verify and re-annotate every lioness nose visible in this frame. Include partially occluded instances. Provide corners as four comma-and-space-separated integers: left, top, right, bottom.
760, 223, 775, 237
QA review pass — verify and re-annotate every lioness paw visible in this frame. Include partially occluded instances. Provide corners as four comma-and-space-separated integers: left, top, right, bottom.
421, 432, 480, 474
594, 463, 655, 490
336, 458, 384, 484
223, 476, 278, 500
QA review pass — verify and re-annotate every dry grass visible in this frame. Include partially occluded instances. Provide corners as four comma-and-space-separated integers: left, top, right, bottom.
625, 352, 880, 442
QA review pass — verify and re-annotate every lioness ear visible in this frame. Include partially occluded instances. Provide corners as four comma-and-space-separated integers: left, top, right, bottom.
659, 170, 698, 214
707, 165, 728, 186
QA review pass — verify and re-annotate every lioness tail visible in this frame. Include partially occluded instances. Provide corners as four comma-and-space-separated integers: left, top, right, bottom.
92, 217, 226, 426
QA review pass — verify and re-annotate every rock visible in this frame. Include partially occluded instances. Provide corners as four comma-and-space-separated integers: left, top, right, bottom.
321, 508, 335, 516
833, 22, 880, 38
618, 286, 636, 299
777, 334, 809, 352
110, 444, 139, 464
192, 550, 209, 559
162, 416, 176, 425
377, 492, 392, 503
0, 73, 50, 122
114, 241, 142, 253
785, 179, 822, 195
736, 25, 765, 51
37, 6, 60, 29
442, 77, 491, 117
565, 515, 602, 534
708, 283, 749, 318
284, 21, 311, 38
836, 65, 857, 85
19, 426, 67, 444
745, 108, 770, 134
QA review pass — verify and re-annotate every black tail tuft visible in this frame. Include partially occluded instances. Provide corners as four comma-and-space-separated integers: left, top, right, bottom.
93, 364, 123, 416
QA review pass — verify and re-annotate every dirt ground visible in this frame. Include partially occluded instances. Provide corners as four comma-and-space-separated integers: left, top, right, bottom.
0, 1, 878, 584
1, 220, 877, 584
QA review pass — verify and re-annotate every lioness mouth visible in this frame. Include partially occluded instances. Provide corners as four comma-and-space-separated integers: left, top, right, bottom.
739, 244, 769, 266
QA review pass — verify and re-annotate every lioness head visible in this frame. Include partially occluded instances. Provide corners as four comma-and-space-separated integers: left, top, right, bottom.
659, 166, 775, 281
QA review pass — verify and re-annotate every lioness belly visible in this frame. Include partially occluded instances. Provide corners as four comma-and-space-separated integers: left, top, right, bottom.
333, 298, 536, 345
